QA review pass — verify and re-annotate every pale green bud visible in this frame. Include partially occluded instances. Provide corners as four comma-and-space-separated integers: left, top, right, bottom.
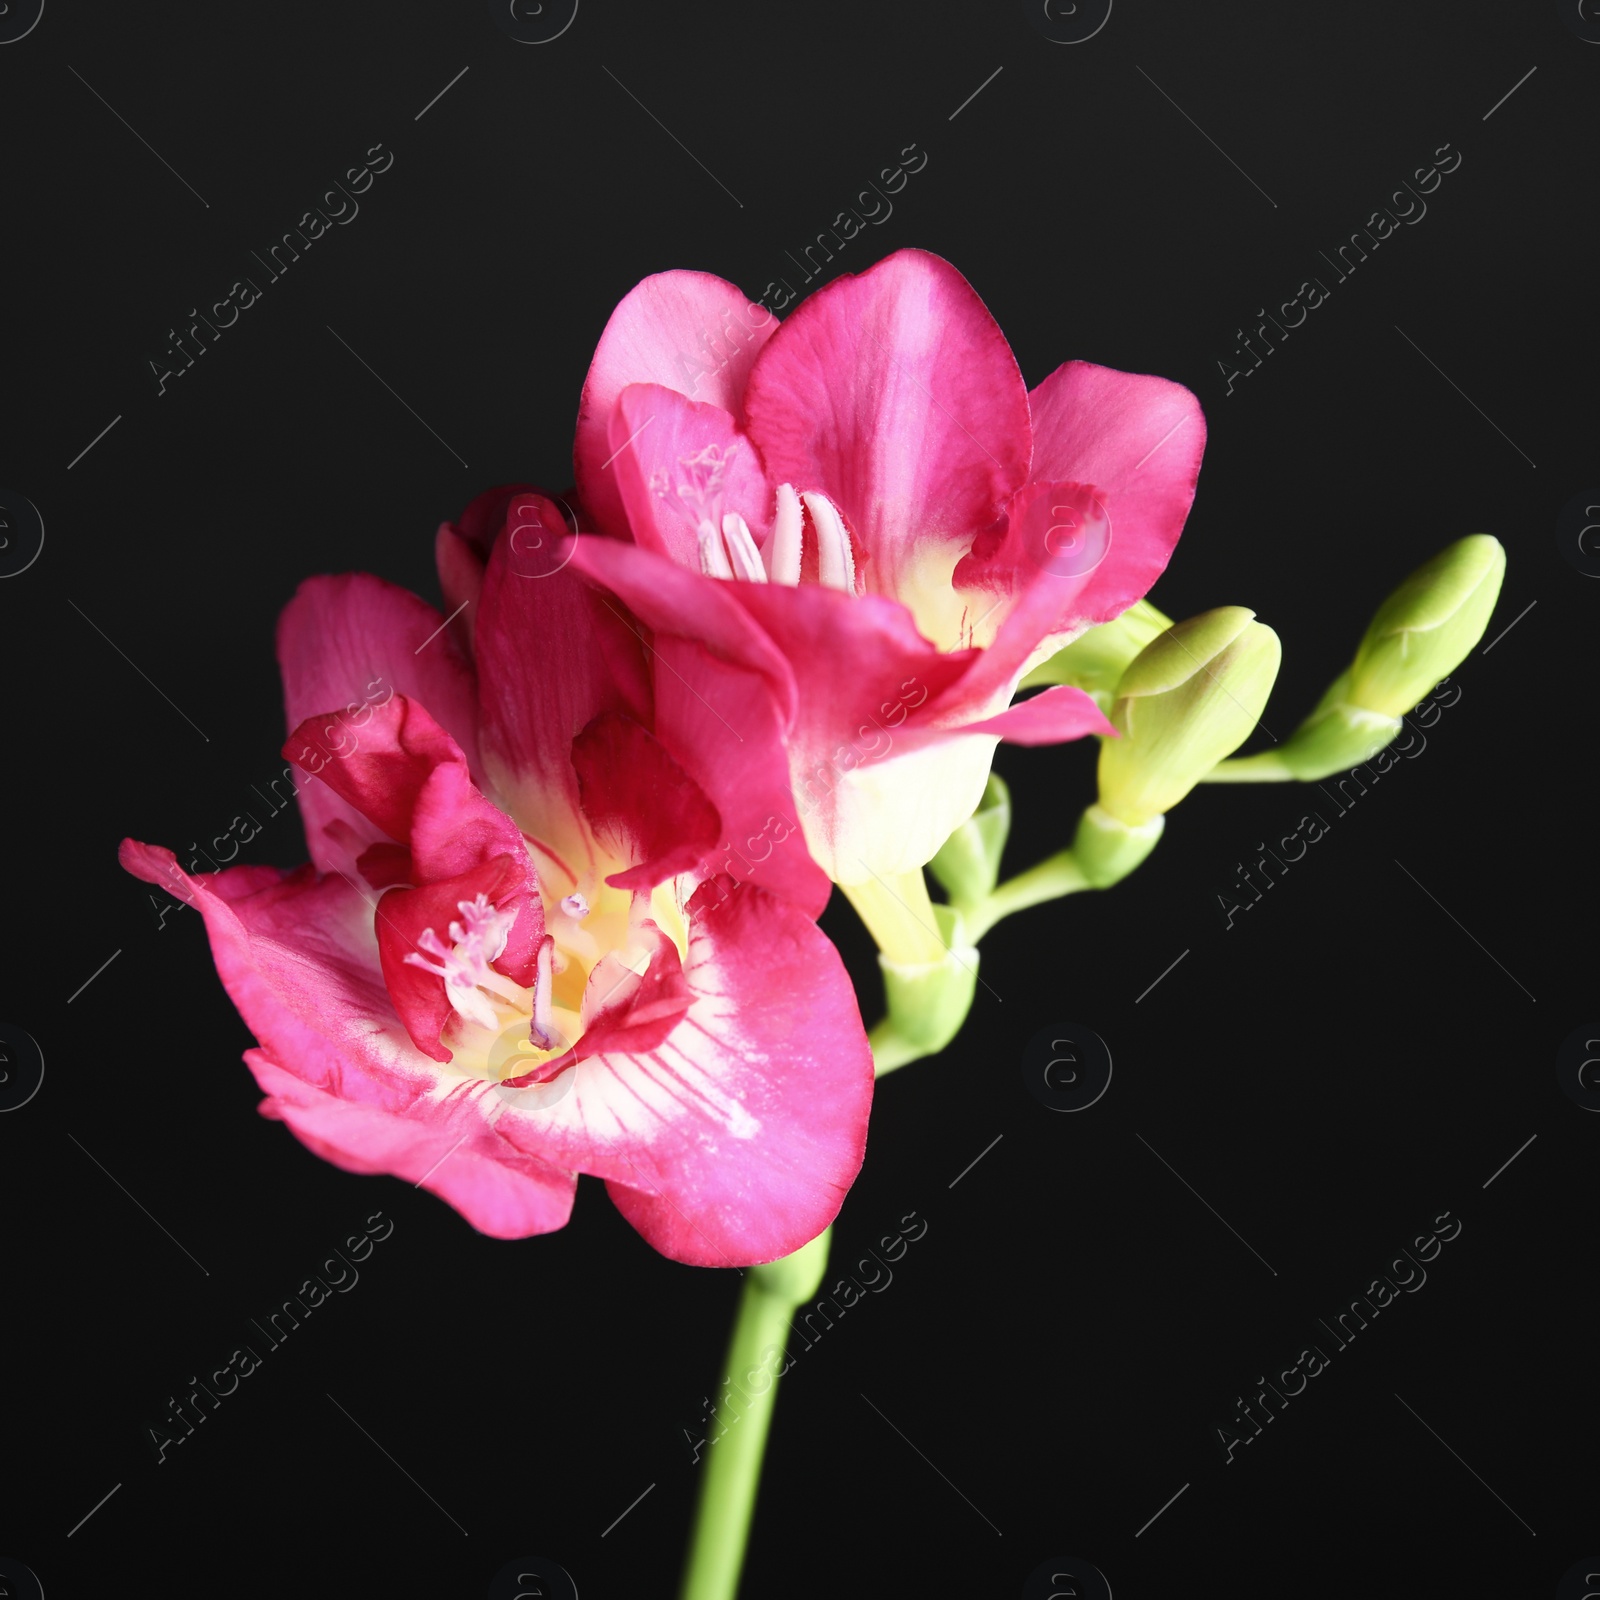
1271, 670, 1402, 781
1019, 599, 1172, 710
1347, 535, 1506, 717
1097, 607, 1282, 826
928, 773, 1011, 906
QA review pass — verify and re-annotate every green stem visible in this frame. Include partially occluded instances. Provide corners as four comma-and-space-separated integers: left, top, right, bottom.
1203, 750, 1295, 781
958, 848, 1091, 942
678, 1229, 831, 1600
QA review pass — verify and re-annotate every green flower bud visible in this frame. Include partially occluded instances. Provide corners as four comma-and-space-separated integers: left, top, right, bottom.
1269, 669, 1402, 781
1019, 599, 1172, 710
928, 773, 1011, 906
1347, 535, 1506, 717
1097, 607, 1282, 826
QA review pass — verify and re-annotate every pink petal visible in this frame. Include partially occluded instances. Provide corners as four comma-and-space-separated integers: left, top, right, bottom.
276, 575, 481, 874
570, 711, 722, 894
567, 534, 796, 720
650, 634, 832, 918
1027, 360, 1205, 622
913, 683, 1114, 748
947, 479, 1116, 711
248, 1051, 575, 1240
575, 271, 778, 539
605, 384, 775, 569
473, 516, 653, 870
122, 840, 575, 1239
120, 840, 434, 1105
742, 249, 1031, 596
496, 878, 873, 1266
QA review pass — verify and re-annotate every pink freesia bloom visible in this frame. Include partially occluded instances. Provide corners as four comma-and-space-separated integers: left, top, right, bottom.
567, 248, 1205, 888
121, 492, 873, 1265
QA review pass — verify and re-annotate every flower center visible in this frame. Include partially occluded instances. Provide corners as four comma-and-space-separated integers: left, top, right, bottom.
405, 871, 688, 1085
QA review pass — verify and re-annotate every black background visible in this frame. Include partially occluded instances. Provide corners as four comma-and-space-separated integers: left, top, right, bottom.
4, 1, 1595, 1595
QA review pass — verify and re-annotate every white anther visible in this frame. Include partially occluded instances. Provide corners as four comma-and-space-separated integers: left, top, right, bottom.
801, 491, 856, 594
720, 513, 768, 582
560, 892, 590, 919
767, 483, 803, 586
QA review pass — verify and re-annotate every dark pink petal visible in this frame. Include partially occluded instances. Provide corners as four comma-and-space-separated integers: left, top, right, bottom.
742, 249, 1031, 596
725, 581, 974, 761
891, 684, 1114, 753
284, 694, 466, 847
1027, 360, 1204, 621
248, 1051, 575, 1240
474, 520, 653, 868
496, 878, 873, 1266
947, 480, 1116, 712
605, 384, 775, 569
575, 271, 778, 539
570, 711, 721, 893
435, 523, 485, 660
355, 840, 413, 890
276, 575, 481, 874
566, 535, 796, 720
408, 760, 543, 979
375, 852, 534, 1062
650, 634, 831, 917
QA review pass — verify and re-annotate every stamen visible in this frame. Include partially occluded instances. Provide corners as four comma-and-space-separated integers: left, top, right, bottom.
560, 892, 590, 919
802, 491, 856, 594
767, 483, 803, 585
721, 513, 768, 582
402, 894, 521, 1031
698, 520, 734, 579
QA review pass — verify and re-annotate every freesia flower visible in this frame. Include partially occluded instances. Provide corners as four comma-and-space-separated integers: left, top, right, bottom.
565, 248, 1206, 895
121, 491, 873, 1265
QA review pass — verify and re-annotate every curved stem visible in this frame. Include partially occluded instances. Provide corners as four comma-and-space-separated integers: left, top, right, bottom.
1204, 750, 1295, 781
958, 848, 1091, 942
678, 1229, 831, 1600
